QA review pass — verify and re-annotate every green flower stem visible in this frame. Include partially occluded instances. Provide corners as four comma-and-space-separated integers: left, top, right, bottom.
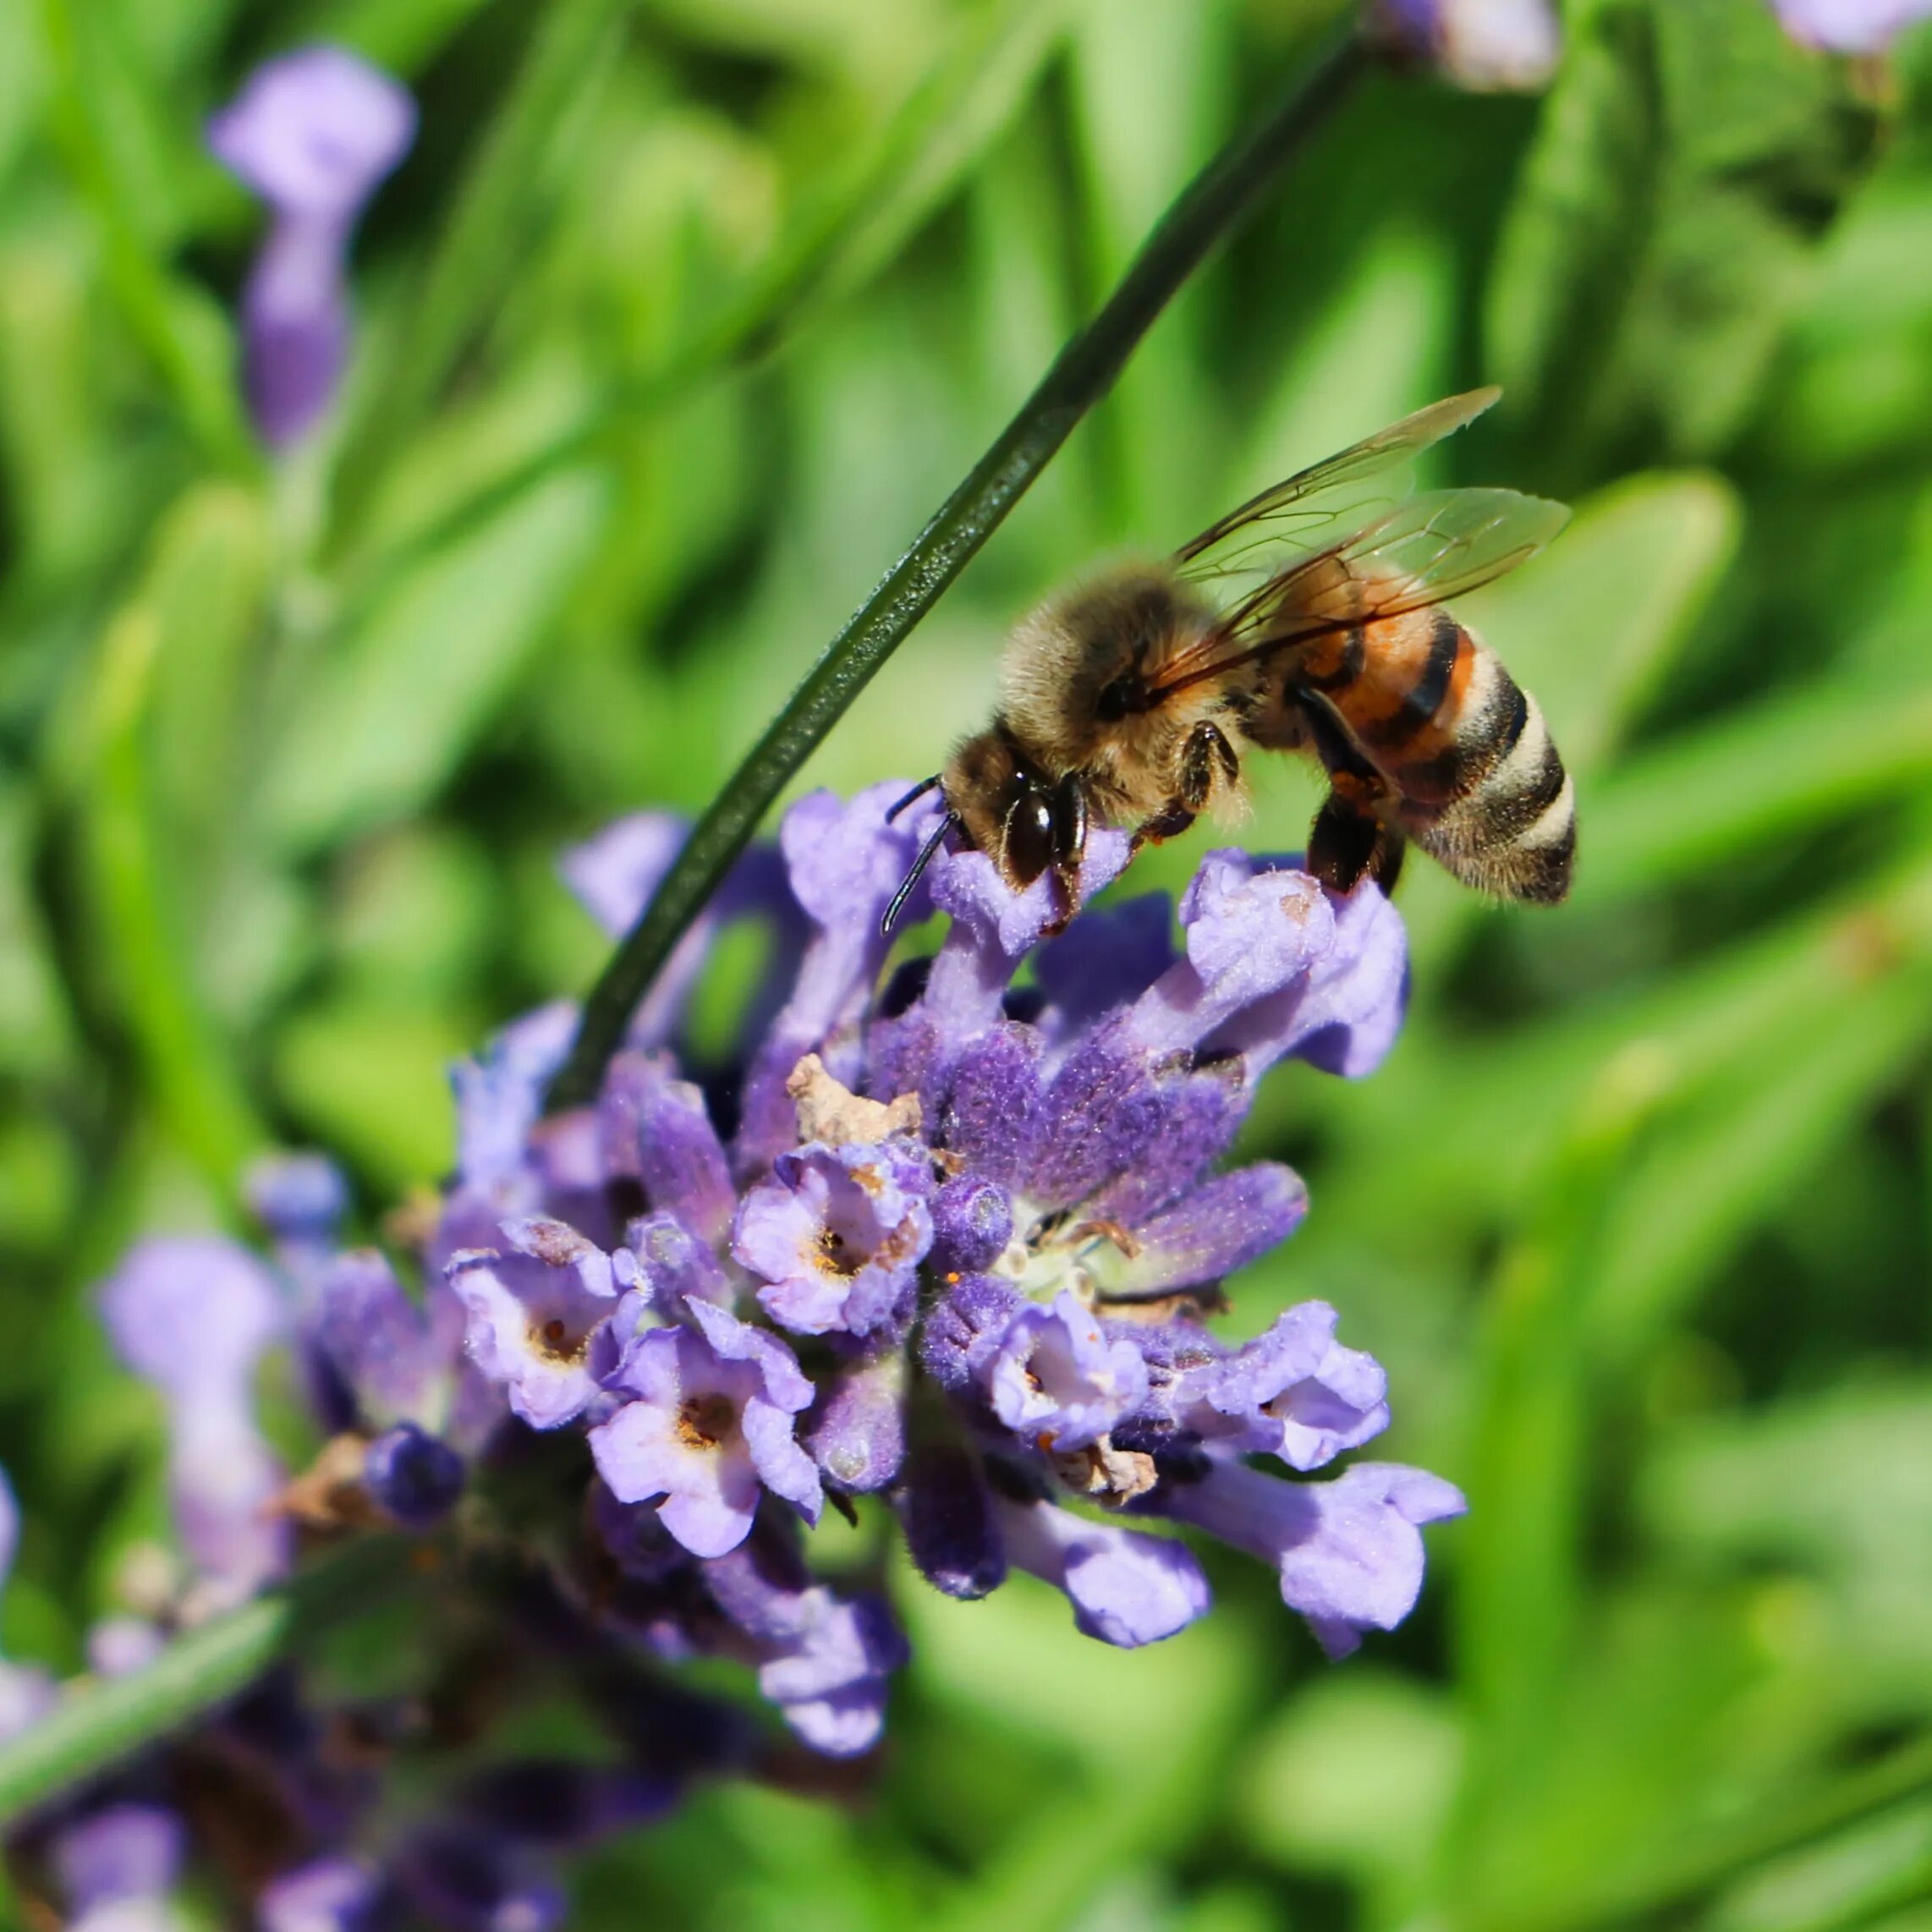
546, 23, 1369, 1111
0, 1536, 421, 1826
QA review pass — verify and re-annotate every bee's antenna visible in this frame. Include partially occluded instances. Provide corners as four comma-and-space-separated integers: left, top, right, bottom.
881, 812, 958, 937
886, 776, 942, 825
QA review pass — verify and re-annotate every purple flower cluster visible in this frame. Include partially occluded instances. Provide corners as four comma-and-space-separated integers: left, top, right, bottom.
5, 783, 1464, 1923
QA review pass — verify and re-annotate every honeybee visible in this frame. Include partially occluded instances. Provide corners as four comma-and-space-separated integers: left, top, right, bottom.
883, 387, 1574, 933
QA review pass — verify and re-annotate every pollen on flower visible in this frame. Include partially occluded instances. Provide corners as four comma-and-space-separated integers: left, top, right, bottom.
676, 1394, 738, 1450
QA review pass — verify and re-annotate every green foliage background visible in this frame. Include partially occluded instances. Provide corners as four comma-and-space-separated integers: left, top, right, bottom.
3, 0, 1931, 1925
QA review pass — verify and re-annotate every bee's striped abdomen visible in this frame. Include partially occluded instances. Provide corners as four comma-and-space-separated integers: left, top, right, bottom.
1321, 606, 1574, 904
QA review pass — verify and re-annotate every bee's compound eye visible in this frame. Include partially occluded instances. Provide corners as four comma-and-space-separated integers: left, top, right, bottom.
1002, 790, 1056, 886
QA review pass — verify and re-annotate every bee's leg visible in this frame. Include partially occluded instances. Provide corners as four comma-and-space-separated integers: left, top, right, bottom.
1131, 801, 1195, 852
1178, 721, 1240, 814
1045, 775, 1089, 936
1369, 826, 1406, 895
1308, 788, 1380, 892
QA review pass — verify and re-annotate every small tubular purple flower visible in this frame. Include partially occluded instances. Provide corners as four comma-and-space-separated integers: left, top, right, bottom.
1162, 1458, 1466, 1657
600, 1052, 736, 1249
733, 1142, 933, 1336
206, 47, 414, 447
927, 1173, 1013, 1276
1772, 0, 1932, 49
1374, 0, 1562, 90
589, 1298, 821, 1557
895, 1445, 1007, 1599
623, 1210, 734, 1313
99, 1238, 289, 1594
986, 1291, 1149, 1452
1177, 1300, 1389, 1468
993, 1498, 1209, 1648
450, 1001, 579, 1190
704, 1545, 908, 1755
54, 1804, 184, 1922
804, 1351, 907, 1492
257, 1855, 383, 1932
918, 1274, 1024, 1395
1084, 1163, 1309, 1300
310, 1248, 446, 1428
88, 1616, 166, 1678
364, 1422, 466, 1527
447, 1220, 618, 1430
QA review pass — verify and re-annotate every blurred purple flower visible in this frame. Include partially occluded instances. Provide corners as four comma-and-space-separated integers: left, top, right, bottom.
1374, 0, 1562, 89
99, 1237, 289, 1599
1771, 0, 1932, 48
206, 47, 414, 447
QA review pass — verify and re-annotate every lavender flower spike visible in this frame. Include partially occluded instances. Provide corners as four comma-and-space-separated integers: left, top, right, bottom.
207, 47, 415, 447
1772, 0, 1932, 50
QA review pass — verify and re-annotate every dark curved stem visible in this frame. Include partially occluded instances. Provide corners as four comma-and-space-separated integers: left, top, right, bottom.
546, 23, 1369, 1110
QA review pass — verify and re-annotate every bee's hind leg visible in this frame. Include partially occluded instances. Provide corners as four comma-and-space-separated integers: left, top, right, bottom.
1309, 785, 1404, 896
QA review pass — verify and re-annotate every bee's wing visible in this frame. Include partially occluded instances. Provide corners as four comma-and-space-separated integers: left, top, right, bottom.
1150, 487, 1570, 700
1173, 387, 1502, 573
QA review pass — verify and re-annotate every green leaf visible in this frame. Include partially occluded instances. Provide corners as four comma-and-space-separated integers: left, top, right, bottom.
260, 469, 612, 853
1488, 0, 1876, 486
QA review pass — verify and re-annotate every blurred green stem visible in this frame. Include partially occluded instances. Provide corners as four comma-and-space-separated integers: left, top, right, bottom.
0, 1537, 420, 1826
332, 0, 633, 534
88, 606, 266, 1204
36, 0, 254, 470
546, 22, 1369, 1110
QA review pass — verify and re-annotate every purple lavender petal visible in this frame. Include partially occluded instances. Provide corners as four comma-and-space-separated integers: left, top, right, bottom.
1163, 1457, 1465, 1656
941, 1022, 1048, 1190
1772, 0, 1932, 49
916, 831, 1134, 1047
1204, 870, 1409, 1081
208, 48, 415, 448
559, 812, 688, 937
985, 1292, 1149, 1453
257, 1855, 384, 1932
1031, 893, 1177, 1043
99, 1237, 284, 1400
1375, 0, 1561, 87
599, 1053, 735, 1249
894, 1445, 1007, 1599
447, 1231, 618, 1430
1126, 852, 1336, 1058
704, 1546, 908, 1756
310, 1247, 442, 1426
87, 1616, 167, 1679
804, 1352, 906, 1493
918, 1274, 1024, 1396
623, 1210, 734, 1313
364, 1423, 465, 1528
244, 1150, 349, 1248
1082, 1064, 1245, 1228
206, 47, 414, 217
450, 1001, 579, 1189
994, 1498, 1209, 1648
735, 782, 938, 1166
733, 1142, 932, 1338
590, 1304, 820, 1558
926, 1173, 1013, 1277
1090, 1163, 1308, 1298
1179, 1301, 1389, 1469
53, 1804, 184, 1915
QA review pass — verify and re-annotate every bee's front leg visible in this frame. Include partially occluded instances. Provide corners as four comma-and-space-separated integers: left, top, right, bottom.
1309, 782, 1405, 895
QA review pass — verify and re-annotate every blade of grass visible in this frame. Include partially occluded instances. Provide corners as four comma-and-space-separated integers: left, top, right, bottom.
330, 0, 634, 533
0, 1536, 420, 1826
546, 22, 1371, 1109
36, 0, 254, 471
327, 0, 1076, 594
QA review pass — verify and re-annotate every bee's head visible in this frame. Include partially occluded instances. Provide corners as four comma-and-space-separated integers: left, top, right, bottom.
880, 729, 1089, 937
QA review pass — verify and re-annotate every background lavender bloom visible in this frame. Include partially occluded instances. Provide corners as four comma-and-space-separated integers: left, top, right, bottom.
207, 48, 414, 448
1374, 0, 1562, 88
1772, 0, 1932, 47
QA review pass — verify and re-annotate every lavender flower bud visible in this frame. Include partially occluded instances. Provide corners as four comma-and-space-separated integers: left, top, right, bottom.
927, 1174, 1013, 1276
364, 1423, 465, 1528
894, 1445, 1007, 1600
206, 47, 415, 447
